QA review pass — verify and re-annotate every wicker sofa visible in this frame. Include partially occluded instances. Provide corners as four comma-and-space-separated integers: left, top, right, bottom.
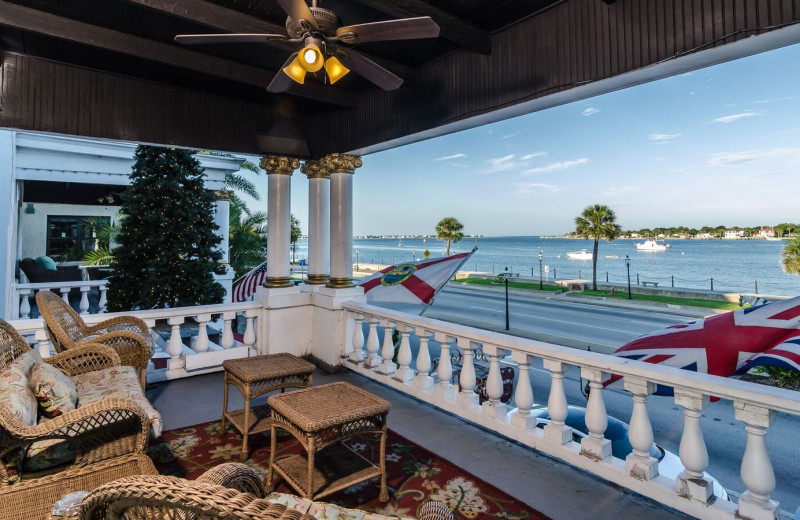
80, 463, 453, 520
0, 320, 159, 520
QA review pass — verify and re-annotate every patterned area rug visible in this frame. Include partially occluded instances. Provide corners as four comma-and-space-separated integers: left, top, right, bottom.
149, 420, 551, 520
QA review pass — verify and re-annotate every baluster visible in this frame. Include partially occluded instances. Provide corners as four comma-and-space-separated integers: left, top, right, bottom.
581, 368, 611, 460
35, 328, 52, 358
167, 317, 184, 360
349, 313, 366, 364
377, 320, 396, 376
510, 351, 535, 430
243, 311, 257, 347
341, 312, 355, 361
542, 359, 571, 444
433, 332, 455, 401
364, 316, 382, 369
413, 329, 434, 390
60, 288, 70, 304
674, 390, 713, 502
19, 289, 32, 319
79, 286, 90, 315
98, 285, 108, 313
456, 338, 479, 409
735, 402, 779, 520
481, 344, 507, 421
624, 378, 658, 480
221, 312, 235, 348
194, 313, 210, 352
393, 325, 415, 382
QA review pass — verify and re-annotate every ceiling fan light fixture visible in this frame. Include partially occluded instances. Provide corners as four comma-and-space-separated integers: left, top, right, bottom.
298, 42, 324, 72
283, 57, 307, 84
324, 56, 349, 84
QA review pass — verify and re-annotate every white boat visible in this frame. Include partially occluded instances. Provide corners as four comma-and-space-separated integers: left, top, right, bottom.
566, 249, 593, 260
635, 239, 670, 252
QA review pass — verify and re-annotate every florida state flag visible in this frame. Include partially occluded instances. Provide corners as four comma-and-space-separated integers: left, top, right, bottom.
607, 296, 800, 394
358, 248, 476, 314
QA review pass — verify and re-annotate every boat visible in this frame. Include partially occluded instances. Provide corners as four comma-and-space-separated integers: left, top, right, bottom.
635, 239, 670, 252
566, 249, 593, 260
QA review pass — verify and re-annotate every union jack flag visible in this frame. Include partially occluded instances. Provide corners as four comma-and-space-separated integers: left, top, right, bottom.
608, 296, 800, 393
358, 248, 476, 314
231, 260, 268, 302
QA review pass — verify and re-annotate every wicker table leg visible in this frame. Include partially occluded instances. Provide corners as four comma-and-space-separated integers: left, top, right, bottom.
379, 424, 389, 502
240, 385, 251, 461
219, 374, 230, 435
266, 423, 277, 492
307, 438, 316, 499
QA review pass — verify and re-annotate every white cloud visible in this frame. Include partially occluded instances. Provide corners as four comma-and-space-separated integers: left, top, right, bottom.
479, 153, 547, 174
649, 133, 681, 141
435, 153, 466, 161
712, 111, 759, 124
707, 147, 800, 166
603, 186, 640, 197
582, 107, 599, 116
515, 183, 562, 195
522, 158, 589, 175
501, 131, 521, 140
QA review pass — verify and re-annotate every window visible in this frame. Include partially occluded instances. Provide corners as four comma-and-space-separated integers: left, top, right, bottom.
46, 216, 110, 260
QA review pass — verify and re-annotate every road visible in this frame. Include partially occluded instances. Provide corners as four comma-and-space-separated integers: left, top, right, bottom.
388, 286, 800, 514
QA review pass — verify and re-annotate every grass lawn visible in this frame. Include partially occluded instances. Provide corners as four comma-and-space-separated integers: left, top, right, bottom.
453, 277, 740, 310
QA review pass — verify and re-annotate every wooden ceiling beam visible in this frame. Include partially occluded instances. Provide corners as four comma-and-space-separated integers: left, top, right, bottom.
122, 0, 415, 80
351, 0, 492, 54
0, 0, 358, 107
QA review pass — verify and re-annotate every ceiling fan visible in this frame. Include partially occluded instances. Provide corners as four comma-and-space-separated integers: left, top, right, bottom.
174, 0, 440, 92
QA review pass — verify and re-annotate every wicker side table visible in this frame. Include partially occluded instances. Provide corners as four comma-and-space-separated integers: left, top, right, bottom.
220, 353, 315, 461
266, 382, 391, 502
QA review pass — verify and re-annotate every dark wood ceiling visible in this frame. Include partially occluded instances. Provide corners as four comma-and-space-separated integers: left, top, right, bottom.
1, 0, 799, 158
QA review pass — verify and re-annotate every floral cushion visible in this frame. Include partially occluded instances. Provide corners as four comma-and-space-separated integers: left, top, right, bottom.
73, 366, 162, 438
0, 350, 42, 426
23, 436, 76, 472
265, 493, 412, 520
30, 362, 77, 418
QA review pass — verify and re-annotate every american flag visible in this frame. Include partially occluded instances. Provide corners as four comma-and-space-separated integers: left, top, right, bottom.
358, 248, 476, 315
607, 295, 800, 393
231, 260, 268, 302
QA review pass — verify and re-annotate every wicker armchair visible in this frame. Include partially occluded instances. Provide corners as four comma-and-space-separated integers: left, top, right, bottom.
80, 463, 316, 520
36, 290, 153, 388
0, 321, 157, 520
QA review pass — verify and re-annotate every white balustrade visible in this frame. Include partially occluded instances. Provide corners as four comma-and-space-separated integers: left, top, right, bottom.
413, 328, 433, 390
377, 319, 396, 375
456, 338, 479, 409
510, 351, 535, 430
434, 332, 455, 402
481, 344, 507, 421
580, 367, 612, 460
542, 359, 571, 444
674, 389, 713, 503
364, 317, 381, 368
734, 402, 779, 520
12, 280, 110, 319
243, 310, 257, 347
193, 313, 211, 353
221, 312, 235, 349
624, 378, 658, 480
79, 287, 90, 315
393, 325, 415, 382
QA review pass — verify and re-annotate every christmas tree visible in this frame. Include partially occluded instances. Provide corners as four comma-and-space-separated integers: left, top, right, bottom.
107, 145, 226, 311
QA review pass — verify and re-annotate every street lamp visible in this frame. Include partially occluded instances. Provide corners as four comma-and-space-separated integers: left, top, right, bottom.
502, 266, 511, 330
538, 250, 543, 290
625, 255, 632, 300
355, 249, 359, 271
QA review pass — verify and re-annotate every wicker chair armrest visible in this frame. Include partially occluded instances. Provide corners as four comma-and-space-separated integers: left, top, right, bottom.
44, 343, 121, 376
86, 315, 150, 337
195, 462, 267, 497
80, 476, 316, 520
1, 397, 149, 455
77, 330, 153, 361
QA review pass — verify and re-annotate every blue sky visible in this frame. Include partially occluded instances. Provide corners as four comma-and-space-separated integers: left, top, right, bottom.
243, 42, 800, 237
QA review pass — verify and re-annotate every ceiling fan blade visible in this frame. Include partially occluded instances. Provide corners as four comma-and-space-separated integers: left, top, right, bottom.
175, 33, 290, 45
336, 17, 439, 44
267, 53, 300, 93
275, 0, 319, 29
335, 48, 403, 90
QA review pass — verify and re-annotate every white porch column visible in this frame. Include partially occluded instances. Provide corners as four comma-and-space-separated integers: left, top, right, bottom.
301, 159, 330, 286
323, 153, 362, 288
260, 155, 299, 288
212, 189, 234, 302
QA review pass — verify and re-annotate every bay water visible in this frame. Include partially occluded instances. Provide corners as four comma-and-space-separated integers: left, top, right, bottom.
294, 236, 800, 297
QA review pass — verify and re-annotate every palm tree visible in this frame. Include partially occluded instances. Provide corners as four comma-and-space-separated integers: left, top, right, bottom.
435, 217, 465, 256
228, 202, 268, 279
574, 204, 621, 290
781, 236, 800, 274
290, 214, 302, 264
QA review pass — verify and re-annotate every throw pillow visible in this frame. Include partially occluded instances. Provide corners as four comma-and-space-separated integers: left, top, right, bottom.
2, 449, 24, 485
34, 256, 58, 271
29, 363, 77, 417
0, 350, 42, 427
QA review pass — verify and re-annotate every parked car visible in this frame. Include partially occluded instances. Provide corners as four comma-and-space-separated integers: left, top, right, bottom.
531, 405, 728, 501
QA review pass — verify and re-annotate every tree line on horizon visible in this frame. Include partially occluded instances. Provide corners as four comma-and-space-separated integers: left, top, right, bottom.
566, 223, 798, 238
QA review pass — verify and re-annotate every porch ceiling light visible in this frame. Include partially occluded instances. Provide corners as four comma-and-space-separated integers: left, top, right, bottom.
283, 57, 308, 84
297, 41, 323, 73
324, 56, 349, 84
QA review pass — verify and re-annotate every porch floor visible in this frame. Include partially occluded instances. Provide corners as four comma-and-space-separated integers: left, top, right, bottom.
145, 367, 688, 520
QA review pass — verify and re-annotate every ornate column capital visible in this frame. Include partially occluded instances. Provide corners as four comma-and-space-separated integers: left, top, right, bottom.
212, 189, 234, 201
260, 155, 300, 175
321, 153, 362, 174
301, 159, 331, 179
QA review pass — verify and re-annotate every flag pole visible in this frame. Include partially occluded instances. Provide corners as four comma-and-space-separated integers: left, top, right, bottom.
419, 247, 477, 316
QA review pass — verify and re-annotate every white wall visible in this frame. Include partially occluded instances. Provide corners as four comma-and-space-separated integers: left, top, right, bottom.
17, 203, 120, 260
0, 131, 17, 320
